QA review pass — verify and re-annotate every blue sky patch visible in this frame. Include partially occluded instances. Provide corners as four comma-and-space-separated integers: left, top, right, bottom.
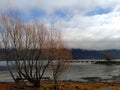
54, 10, 68, 18
29, 9, 46, 19
86, 8, 112, 16
6, 9, 69, 22
6, 9, 46, 22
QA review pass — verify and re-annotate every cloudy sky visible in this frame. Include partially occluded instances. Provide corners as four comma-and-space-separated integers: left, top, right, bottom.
1, 0, 120, 50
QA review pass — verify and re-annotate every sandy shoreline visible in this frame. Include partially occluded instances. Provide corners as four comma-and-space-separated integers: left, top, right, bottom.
0, 81, 120, 90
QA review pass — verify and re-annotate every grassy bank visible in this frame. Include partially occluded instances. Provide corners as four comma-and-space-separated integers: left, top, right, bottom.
0, 81, 120, 90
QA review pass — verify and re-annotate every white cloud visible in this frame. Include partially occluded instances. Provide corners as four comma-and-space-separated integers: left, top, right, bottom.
1, 0, 120, 50
62, 11, 120, 50
0, 0, 119, 13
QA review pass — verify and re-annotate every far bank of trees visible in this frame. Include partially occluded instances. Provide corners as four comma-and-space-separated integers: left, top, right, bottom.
102, 51, 115, 62
0, 16, 72, 89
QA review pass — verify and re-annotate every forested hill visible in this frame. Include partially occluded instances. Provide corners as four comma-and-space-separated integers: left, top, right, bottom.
71, 49, 120, 59
0, 49, 120, 60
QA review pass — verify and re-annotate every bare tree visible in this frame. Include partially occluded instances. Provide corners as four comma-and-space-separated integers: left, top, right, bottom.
48, 27, 72, 90
0, 16, 72, 89
50, 48, 72, 90
102, 51, 115, 62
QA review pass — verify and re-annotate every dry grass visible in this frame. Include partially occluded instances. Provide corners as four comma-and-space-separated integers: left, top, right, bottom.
0, 81, 120, 90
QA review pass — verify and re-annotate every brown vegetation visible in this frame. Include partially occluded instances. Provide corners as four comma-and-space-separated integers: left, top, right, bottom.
1, 81, 120, 90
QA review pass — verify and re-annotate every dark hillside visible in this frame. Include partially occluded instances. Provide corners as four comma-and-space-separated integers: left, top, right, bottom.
71, 49, 120, 59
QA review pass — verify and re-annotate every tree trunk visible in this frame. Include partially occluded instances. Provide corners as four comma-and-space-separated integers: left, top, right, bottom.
34, 81, 40, 87
54, 77, 59, 90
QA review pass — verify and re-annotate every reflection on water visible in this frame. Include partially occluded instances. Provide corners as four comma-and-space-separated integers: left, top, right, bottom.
0, 61, 120, 82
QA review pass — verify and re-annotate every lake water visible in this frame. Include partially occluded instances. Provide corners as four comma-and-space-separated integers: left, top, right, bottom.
0, 61, 120, 82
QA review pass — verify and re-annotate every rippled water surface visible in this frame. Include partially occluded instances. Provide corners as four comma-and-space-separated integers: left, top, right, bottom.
0, 61, 120, 82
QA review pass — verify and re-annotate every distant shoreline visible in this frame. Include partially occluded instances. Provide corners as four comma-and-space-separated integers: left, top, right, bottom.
94, 61, 120, 65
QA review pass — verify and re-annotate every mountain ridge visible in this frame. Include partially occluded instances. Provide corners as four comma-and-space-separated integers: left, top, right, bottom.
71, 49, 120, 59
